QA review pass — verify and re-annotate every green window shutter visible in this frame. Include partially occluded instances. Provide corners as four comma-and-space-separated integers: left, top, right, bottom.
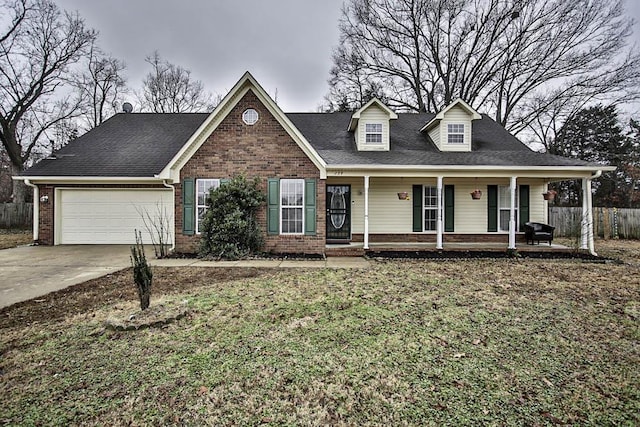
267, 178, 279, 235
487, 185, 498, 232
182, 178, 195, 235
444, 185, 455, 232
519, 185, 530, 232
304, 179, 316, 235
412, 185, 423, 232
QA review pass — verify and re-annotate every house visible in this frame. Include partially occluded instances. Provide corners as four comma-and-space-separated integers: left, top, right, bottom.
16, 72, 613, 255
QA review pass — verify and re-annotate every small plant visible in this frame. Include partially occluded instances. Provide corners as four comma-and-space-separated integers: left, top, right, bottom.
199, 175, 266, 260
130, 230, 153, 310
135, 202, 173, 258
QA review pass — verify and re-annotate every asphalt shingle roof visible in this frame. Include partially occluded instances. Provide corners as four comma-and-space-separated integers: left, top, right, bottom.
22, 110, 598, 178
286, 112, 597, 167
22, 113, 208, 177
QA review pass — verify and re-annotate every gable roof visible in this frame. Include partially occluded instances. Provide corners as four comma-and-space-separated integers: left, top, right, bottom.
21, 113, 208, 178
347, 98, 398, 131
158, 71, 327, 180
421, 98, 482, 132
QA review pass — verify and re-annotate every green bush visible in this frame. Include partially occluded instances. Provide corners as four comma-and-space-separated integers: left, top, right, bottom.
199, 175, 266, 260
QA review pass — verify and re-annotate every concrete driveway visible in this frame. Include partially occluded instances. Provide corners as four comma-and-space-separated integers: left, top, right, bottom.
0, 245, 132, 309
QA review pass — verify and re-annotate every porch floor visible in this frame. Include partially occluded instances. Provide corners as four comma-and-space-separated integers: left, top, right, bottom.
325, 241, 574, 256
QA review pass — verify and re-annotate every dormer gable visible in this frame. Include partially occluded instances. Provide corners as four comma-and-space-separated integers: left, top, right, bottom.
421, 98, 481, 152
348, 98, 398, 151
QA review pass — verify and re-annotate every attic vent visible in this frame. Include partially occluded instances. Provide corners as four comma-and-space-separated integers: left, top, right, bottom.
242, 108, 259, 125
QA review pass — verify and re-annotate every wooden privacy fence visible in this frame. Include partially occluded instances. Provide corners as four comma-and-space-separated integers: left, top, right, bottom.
0, 203, 33, 228
549, 207, 640, 239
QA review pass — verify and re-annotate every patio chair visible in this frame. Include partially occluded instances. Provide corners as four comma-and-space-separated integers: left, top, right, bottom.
524, 222, 555, 245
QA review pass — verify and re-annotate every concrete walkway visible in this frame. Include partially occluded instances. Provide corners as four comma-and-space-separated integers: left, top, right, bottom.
0, 245, 369, 309
149, 257, 370, 269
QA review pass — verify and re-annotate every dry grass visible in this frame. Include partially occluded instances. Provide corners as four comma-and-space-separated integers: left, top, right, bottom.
0, 229, 31, 250
0, 241, 639, 425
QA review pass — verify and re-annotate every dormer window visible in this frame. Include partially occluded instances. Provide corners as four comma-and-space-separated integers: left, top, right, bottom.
447, 124, 465, 144
365, 123, 383, 144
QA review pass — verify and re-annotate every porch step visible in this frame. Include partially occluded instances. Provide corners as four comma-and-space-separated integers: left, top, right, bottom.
325, 246, 366, 257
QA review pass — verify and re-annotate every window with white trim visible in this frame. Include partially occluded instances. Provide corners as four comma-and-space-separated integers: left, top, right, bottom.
280, 179, 304, 234
365, 123, 383, 144
196, 179, 220, 233
498, 185, 518, 232
423, 186, 438, 231
447, 123, 465, 144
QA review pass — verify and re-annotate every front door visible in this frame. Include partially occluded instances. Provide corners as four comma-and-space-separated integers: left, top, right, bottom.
326, 185, 351, 242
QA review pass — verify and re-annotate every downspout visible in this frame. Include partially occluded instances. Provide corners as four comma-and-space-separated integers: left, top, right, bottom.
24, 179, 39, 244
162, 180, 176, 252
587, 170, 602, 256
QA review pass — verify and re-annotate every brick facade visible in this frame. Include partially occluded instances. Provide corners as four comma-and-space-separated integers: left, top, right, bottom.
175, 89, 326, 254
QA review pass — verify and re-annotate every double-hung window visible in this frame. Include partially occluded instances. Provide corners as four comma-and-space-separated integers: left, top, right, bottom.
423, 186, 438, 231
280, 179, 304, 234
365, 123, 383, 144
196, 179, 220, 233
447, 123, 464, 144
498, 185, 518, 232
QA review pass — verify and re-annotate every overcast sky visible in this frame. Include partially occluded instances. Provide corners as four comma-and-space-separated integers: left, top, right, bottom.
55, 0, 640, 113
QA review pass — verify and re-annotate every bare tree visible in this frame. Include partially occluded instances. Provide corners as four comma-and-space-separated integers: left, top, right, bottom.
329, 0, 640, 135
138, 51, 215, 113
74, 41, 128, 129
0, 0, 96, 202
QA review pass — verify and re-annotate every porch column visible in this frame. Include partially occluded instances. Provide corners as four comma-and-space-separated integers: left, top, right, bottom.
364, 175, 370, 250
508, 176, 517, 249
581, 178, 589, 250
584, 177, 597, 255
436, 176, 443, 249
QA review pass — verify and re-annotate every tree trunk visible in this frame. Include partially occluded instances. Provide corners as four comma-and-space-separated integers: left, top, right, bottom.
10, 163, 29, 203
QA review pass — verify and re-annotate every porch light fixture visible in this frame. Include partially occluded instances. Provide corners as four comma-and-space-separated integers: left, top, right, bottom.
397, 191, 409, 200
470, 189, 482, 200
39, 195, 49, 203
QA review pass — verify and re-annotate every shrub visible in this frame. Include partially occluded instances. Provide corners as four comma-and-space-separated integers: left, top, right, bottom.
199, 175, 266, 260
130, 230, 152, 310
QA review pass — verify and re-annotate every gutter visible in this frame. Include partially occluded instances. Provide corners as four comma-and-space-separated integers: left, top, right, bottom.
23, 179, 39, 244
162, 180, 176, 252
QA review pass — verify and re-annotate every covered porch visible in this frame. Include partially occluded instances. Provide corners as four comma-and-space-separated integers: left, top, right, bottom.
324, 169, 603, 256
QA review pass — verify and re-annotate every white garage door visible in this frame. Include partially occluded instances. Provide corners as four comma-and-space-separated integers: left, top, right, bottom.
58, 189, 174, 244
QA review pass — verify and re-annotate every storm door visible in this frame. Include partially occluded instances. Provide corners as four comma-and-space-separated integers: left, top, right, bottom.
326, 185, 351, 242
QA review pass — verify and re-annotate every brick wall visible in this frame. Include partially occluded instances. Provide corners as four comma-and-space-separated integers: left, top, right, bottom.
176, 89, 325, 254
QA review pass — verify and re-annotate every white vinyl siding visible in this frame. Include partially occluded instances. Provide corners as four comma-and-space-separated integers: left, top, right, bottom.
356, 105, 390, 151
196, 179, 220, 234
280, 178, 304, 234
438, 105, 473, 152
56, 189, 174, 244
326, 177, 548, 235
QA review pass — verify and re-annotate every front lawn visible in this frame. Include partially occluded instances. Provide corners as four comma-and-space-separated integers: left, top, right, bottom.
1, 245, 639, 425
